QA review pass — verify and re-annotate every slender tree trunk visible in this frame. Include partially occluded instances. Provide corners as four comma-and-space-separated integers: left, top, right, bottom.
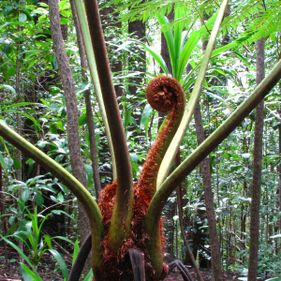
164, 199, 176, 255
0, 164, 8, 261
15, 33, 23, 182
278, 117, 281, 233
48, 0, 89, 241
175, 154, 190, 258
247, 38, 265, 281
240, 180, 247, 262
70, 0, 101, 197
194, 102, 223, 281
276, 35, 281, 246
0, 164, 6, 233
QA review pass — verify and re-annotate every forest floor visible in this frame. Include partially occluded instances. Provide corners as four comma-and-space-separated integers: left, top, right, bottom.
164, 271, 240, 281
0, 243, 251, 281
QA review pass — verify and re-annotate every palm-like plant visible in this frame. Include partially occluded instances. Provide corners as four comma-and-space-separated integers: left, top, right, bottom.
0, 0, 281, 280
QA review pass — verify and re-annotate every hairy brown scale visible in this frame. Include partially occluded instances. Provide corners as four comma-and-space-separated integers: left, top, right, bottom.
138, 76, 185, 195
72, 76, 185, 281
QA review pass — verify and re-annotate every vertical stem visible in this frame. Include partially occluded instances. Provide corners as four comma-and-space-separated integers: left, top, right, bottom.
0, 164, 6, 233
15, 9, 24, 263
279, 118, 281, 232
247, 38, 265, 281
15, 27, 23, 182
83, 0, 133, 250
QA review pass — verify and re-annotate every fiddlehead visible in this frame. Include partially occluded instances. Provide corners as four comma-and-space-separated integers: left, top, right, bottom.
136, 76, 185, 205
134, 76, 185, 279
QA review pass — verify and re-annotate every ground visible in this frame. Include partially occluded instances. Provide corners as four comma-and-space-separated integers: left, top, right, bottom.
0, 243, 66, 281
0, 243, 244, 281
164, 270, 240, 281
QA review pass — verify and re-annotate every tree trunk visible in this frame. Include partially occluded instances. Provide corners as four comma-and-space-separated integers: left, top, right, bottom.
247, 38, 265, 281
15, 33, 23, 182
194, 102, 223, 281
278, 117, 281, 233
164, 199, 176, 255
48, 0, 89, 242
277, 40, 281, 233
0, 164, 6, 233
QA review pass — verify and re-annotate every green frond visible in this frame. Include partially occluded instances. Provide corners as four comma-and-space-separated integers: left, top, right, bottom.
104, 0, 280, 45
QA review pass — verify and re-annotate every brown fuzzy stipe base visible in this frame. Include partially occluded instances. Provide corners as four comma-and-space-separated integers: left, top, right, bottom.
96, 181, 167, 281
94, 77, 185, 280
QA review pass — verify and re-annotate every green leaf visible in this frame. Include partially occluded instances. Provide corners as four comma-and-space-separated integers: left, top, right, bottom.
21, 263, 43, 281
21, 111, 41, 129
44, 234, 53, 248
173, 7, 186, 78
0, 84, 16, 94
6, 66, 16, 77
13, 158, 21, 169
78, 112, 87, 126
48, 249, 68, 280
157, 14, 175, 75
144, 45, 169, 74
0, 152, 6, 168
72, 239, 80, 265
21, 189, 30, 202
2, 101, 38, 109
140, 104, 153, 140
0, 235, 34, 269
177, 30, 201, 79
83, 270, 93, 281
53, 235, 75, 245
35, 192, 44, 206
0, 120, 103, 266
